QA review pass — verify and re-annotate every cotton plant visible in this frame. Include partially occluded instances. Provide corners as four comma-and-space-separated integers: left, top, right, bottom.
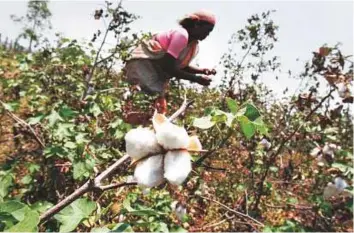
323, 177, 352, 199
310, 143, 339, 166
124, 112, 203, 188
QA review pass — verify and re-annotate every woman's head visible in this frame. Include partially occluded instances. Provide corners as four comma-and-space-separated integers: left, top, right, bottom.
179, 9, 216, 41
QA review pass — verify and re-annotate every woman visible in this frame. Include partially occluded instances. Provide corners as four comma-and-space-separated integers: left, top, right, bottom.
123, 9, 217, 125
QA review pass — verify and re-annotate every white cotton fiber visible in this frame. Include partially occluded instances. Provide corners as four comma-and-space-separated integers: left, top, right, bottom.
125, 127, 161, 160
134, 155, 164, 188
310, 147, 321, 157
164, 151, 192, 185
155, 122, 190, 150
334, 177, 348, 191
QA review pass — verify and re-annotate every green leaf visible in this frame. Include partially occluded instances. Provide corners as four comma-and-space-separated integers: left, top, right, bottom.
1, 102, 19, 112
30, 201, 53, 214
253, 117, 269, 135
111, 223, 134, 232
287, 197, 298, 204
0, 201, 30, 221
332, 162, 354, 175
59, 106, 77, 119
89, 103, 102, 117
75, 133, 90, 144
7, 210, 39, 232
27, 163, 40, 173
193, 116, 215, 129
156, 222, 169, 233
64, 141, 77, 149
238, 116, 256, 139
91, 226, 110, 232
73, 159, 95, 180
170, 226, 187, 232
54, 198, 96, 232
262, 226, 274, 232
243, 103, 261, 121
0, 173, 13, 200
269, 166, 278, 173
54, 123, 75, 140
27, 114, 45, 125
46, 109, 63, 127
21, 175, 32, 185
226, 98, 238, 114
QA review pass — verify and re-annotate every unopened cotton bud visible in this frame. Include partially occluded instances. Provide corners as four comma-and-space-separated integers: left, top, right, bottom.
260, 138, 271, 149
155, 122, 189, 150
125, 128, 161, 160
164, 151, 191, 185
134, 155, 164, 188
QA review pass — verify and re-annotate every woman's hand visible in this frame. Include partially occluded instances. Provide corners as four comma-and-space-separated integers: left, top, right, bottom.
196, 75, 212, 86
201, 68, 217, 75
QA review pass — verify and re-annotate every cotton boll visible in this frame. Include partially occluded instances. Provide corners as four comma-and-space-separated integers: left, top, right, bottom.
123, 89, 131, 100
260, 138, 271, 150
125, 128, 161, 160
134, 155, 164, 188
156, 122, 190, 150
310, 147, 322, 157
164, 151, 192, 185
334, 177, 348, 191
322, 143, 337, 157
337, 83, 347, 98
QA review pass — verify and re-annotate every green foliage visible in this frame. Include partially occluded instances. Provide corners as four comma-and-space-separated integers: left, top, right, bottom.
0, 3, 352, 232
54, 198, 96, 232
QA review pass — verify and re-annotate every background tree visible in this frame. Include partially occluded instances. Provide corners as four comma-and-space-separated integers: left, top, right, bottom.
11, 0, 52, 51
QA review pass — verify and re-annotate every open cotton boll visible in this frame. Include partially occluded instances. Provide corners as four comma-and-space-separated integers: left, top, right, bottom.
164, 151, 192, 185
310, 147, 322, 157
156, 122, 190, 150
334, 177, 348, 191
337, 83, 347, 98
260, 138, 271, 150
125, 128, 161, 160
322, 143, 337, 157
134, 155, 164, 188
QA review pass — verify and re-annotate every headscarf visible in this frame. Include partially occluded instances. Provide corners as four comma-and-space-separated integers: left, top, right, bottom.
182, 9, 216, 25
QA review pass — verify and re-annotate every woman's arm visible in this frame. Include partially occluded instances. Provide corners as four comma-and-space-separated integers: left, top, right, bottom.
157, 54, 211, 86
182, 65, 204, 74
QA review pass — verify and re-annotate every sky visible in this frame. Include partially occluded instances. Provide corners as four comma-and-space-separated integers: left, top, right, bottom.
0, 0, 353, 98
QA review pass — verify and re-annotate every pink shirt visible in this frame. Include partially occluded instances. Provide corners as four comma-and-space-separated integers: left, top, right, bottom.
155, 27, 189, 59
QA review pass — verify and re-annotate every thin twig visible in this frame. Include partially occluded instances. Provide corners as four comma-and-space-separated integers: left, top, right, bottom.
265, 202, 313, 210
99, 182, 137, 191
197, 195, 264, 227
0, 100, 45, 148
